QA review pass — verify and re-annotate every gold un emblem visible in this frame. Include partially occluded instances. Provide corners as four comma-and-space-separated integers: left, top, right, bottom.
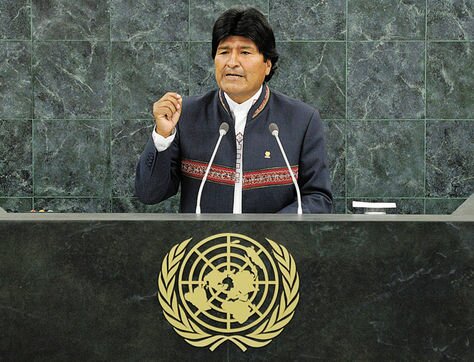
158, 233, 300, 351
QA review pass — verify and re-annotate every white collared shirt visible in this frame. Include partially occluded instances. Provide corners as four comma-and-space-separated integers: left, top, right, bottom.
152, 86, 263, 213
224, 87, 262, 213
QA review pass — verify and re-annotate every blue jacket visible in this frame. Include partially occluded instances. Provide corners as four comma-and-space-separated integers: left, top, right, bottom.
135, 85, 333, 213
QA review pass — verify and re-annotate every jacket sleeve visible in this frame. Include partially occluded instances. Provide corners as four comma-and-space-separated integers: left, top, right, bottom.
134, 132, 181, 205
278, 110, 333, 214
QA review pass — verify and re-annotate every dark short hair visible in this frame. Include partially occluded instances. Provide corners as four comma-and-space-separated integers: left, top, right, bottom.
211, 7, 279, 82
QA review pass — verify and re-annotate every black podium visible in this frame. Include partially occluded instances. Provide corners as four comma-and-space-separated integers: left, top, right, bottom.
1, 213, 473, 361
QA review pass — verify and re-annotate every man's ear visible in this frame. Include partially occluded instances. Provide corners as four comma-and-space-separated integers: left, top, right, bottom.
265, 59, 272, 75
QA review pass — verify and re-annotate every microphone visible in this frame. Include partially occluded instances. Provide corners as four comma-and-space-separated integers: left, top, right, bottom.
268, 123, 303, 214
196, 122, 229, 214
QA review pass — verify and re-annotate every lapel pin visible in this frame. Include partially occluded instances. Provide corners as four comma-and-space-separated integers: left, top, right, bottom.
264, 151, 271, 159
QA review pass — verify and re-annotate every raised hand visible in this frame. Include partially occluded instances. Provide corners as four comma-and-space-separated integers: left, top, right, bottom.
152, 92, 182, 137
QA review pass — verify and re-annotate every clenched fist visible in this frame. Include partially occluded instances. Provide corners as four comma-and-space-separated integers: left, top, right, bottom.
152, 92, 182, 137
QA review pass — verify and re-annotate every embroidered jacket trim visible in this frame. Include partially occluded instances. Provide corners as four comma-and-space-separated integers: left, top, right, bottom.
181, 159, 298, 190
218, 84, 270, 119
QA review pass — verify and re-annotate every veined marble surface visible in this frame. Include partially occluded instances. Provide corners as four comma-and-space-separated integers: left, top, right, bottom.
0, 0, 30, 40
32, 0, 109, 40
33, 120, 110, 197
0, 120, 32, 196
0, 42, 32, 118
347, 120, 425, 198
33, 41, 111, 119
348, 0, 426, 40
0, 0, 472, 213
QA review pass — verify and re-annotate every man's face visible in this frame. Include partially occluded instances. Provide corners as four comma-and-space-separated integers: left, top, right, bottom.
214, 36, 272, 104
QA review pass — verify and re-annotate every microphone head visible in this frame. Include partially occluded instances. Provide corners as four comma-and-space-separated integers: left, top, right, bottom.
219, 122, 229, 135
268, 123, 279, 136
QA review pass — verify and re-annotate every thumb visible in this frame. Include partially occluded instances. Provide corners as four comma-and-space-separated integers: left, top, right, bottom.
171, 98, 182, 125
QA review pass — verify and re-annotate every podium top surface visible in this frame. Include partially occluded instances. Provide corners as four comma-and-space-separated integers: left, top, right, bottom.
0, 213, 472, 222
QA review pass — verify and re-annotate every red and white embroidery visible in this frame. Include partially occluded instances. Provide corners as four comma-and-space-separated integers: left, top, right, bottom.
181, 159, 235, 186
251, 84, 270, 119
181, 159, 298, 190
218, 90, 230, 115
243, 166, 298, 189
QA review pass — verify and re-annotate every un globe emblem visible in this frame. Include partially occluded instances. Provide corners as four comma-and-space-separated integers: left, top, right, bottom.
179, 233, 279, 333
158, 233, 299, 352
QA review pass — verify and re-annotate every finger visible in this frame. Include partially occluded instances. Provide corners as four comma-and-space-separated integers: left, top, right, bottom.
155, 99, 179, 114
154, 101, 180, 121
155, 105, 177, 120
164, 92, 182, 101
154, 98, 181, 116
161, 93, 182, 110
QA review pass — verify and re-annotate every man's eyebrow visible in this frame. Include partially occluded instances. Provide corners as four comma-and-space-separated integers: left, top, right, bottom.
217, 44, 256, 50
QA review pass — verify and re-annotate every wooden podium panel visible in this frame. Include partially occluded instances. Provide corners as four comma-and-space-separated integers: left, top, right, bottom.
1, 214, 473, 361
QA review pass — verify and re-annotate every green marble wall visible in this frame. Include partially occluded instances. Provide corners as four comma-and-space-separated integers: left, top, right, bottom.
0, 0, 473, 213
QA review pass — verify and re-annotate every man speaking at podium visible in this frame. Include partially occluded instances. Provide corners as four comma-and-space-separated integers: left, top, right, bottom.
135, 7, 332, 214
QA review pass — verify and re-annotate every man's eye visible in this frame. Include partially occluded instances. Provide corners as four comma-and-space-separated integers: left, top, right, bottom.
242, 51, 251, 55
219, 50, 228, 55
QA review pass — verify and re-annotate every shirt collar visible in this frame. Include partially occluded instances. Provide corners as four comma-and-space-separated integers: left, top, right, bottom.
224, 86, 263, 116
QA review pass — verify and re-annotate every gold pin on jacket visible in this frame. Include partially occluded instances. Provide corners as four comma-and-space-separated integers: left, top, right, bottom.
264, 151, 271, 159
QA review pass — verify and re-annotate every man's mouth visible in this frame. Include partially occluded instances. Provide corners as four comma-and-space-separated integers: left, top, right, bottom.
225, 73, 244, 78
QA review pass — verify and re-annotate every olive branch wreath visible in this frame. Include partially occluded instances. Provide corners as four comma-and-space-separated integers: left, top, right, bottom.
158, 237, 299, 352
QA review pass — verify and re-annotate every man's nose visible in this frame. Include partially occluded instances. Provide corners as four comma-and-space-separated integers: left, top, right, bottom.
227, 50, 239, 67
